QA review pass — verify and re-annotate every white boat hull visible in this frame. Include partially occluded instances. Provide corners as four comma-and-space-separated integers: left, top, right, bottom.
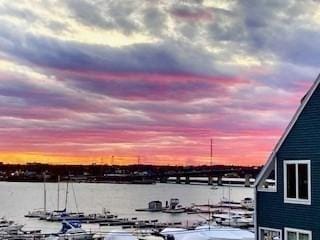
47, 233, 94, 240
0, 224, 24, 232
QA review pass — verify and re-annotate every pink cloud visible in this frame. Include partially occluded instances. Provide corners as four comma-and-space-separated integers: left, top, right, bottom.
56, 69, 250, 101
170, 6, 213, 21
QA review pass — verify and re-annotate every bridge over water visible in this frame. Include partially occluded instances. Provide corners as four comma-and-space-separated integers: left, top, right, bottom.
157, 168, 260, 187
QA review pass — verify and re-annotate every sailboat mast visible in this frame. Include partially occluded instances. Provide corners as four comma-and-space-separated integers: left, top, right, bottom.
208, 199, 211, 230
57, 175, 60, 210
65, 181, 69, 211
43, 173, 47, 214
228, 185, 231, 226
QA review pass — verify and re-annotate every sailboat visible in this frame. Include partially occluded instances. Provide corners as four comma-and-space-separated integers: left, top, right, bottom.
26, 175, 66, 219
45, 220, 94, 240
25, 173, 50, 218
46, 181, 86, 222
0, 217, 24, 232
213, 186, 253, 228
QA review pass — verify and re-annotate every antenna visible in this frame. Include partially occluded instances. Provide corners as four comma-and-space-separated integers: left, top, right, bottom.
210, 138, 213, 166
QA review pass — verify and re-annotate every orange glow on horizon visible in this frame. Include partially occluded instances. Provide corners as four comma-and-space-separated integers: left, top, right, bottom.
0, 150, 269, 166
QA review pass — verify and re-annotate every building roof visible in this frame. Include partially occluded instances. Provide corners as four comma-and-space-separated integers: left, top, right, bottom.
255, 74, 320, 187
161, 226, 254, 240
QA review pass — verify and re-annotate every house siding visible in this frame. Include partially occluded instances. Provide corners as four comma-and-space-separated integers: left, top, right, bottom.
257, 83, 320, 239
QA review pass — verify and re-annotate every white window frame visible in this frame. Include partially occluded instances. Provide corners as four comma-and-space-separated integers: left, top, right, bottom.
258, 158, 277, 192
259, 227, 282, 240
284, 227, 312, 240
283, 160, 311, 205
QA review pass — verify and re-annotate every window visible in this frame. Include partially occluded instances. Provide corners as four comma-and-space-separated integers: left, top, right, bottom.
258, 158, 277, 192
285, 228, 312, 240
259, 227, 282, 240
284, 160, 311, 204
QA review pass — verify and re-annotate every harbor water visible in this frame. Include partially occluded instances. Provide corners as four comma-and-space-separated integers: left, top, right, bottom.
0, 182, 253, 233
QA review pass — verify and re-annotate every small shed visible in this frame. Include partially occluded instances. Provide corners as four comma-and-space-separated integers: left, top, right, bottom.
148, 201, 162, 211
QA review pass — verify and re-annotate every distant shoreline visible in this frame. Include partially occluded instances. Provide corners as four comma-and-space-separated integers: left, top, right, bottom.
0, 163, 262, 186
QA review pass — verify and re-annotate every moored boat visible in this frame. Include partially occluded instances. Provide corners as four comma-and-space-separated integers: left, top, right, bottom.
0, 218, 24, 233
213, 210, 253, 228
46, 211, 89, 222
217, 198, 241, 208
46, 220, 94, 240
162, 198, 186, 214
160, 226, 254, 240
25, 208, 51, 218
162, 207, 185, 214
0, 217, 14, 228
240, 197, 254, 210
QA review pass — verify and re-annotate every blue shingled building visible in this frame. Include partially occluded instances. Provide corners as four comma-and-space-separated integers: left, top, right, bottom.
255, 75, 320, 240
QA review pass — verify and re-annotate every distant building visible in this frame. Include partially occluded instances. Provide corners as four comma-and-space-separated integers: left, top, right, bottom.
255, 76, 320, 240
148, 201, 162, 211
224, 172, 239, 178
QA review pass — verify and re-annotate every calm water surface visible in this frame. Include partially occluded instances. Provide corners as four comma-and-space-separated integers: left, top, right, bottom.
0, 182, 253, 233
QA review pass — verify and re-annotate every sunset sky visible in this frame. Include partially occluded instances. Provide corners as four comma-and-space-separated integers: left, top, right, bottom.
0, 0, 319, 166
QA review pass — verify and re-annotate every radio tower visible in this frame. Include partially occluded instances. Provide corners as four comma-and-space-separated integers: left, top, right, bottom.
210, 138, 213, 166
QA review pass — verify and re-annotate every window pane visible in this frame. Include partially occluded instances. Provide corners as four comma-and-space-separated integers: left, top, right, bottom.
298, 164, 309, 199
287, 231, 297, 240
299, 233, 310, 240
287, 164, 296, 198
260, 229, 281, 240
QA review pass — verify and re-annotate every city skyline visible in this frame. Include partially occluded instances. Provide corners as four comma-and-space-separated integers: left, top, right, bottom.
0, 0, 319, 165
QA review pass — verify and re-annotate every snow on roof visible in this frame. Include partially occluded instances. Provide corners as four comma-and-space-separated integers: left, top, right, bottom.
104, 230, 137, 240
161, 227, 254, 240
161, 228, 187, 234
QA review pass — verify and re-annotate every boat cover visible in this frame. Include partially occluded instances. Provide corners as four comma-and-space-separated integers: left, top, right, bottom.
160, 228, 187, 234
104, 230, 137, 240
161, 227, 254, 240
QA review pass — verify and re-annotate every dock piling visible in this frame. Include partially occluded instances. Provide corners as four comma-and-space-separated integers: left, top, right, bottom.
185, 176, 190, 184
217, 176, 223, 186
208, 176, 213, 185
176, 176, 181, 184
244, 174, 251, 187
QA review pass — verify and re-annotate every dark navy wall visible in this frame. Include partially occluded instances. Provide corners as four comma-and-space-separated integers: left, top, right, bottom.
257, 83, 320, 239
